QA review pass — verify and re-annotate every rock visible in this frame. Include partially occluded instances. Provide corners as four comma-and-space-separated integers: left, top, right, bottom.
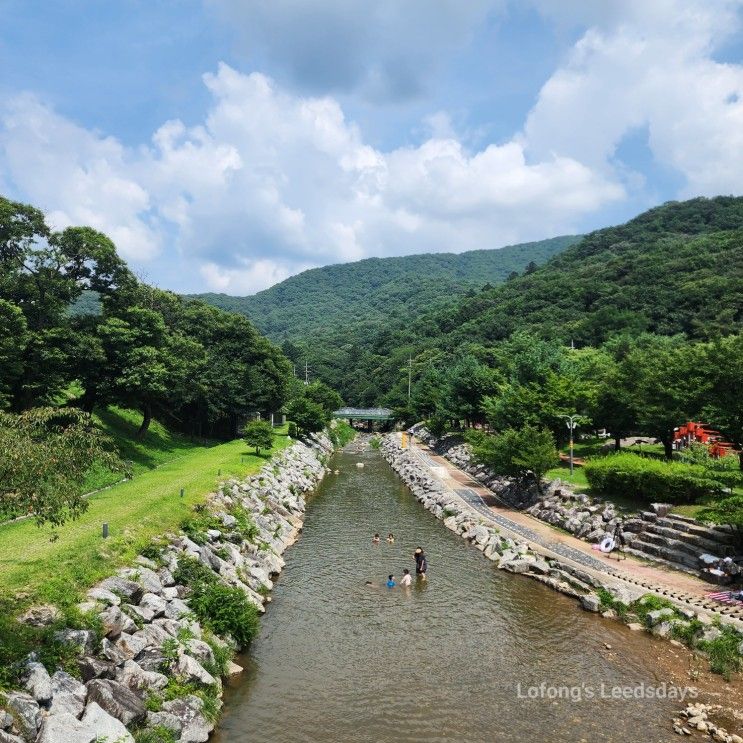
86, 586, 121, 606
114, 632, 149, 661
146, 710, 184, 735
77, 656, 117, 683
135, 555, 159, 570
85, 679, 146, 726
137, 622, 171, 649
17, 604, 60, 627
503, 558, 533, 574
226, 661, 244, 676
646, 608, 675, 625
23, 661, 52, 705
49, 671, 87, 718
162, 695, 214, 743
98, 605, 136, 638
35, 712, 96, 743
116, 660, 168, 694
0, 710, 13, 729
4, 692, 41, 739
174, 653, 217, 686
139, 592, 167, 619
126, 602, 155, 623
0, 730, 25, 743
120, 567, 163, 595
580, 593, 601, 612
101, 638, 129, 665
185, 639, 215, 666
164, 597, 191, 620
529, 559, 551, 575
98, 576, 144, 604
134, 647, 167, 673
53, 629, 95, 655
81, 702, 135, 743
702, 627, 722, 643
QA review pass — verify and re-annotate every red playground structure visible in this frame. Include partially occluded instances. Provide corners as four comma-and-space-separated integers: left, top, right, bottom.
673, 421, 736, 458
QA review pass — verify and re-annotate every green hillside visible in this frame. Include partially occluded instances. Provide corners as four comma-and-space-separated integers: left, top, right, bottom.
192, 235, 580, 342
323, 196, 743, 405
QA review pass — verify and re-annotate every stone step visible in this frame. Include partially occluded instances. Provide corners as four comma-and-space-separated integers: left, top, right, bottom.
642, 523, 729, 556
635, 530, 708, 559
621, 546, 701, 577
627, 538, 701, 569
656, 516, 736, 545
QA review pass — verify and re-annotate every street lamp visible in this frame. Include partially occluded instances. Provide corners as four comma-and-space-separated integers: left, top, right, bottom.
561, 414, 580, 477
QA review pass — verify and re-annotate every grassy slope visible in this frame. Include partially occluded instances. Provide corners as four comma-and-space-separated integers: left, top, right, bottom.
0, 419, 292, 608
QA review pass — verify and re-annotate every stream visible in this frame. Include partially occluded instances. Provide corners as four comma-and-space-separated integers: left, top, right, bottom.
212, 446, 684, 742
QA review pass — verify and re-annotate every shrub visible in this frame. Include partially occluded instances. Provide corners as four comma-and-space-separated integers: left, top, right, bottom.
172, 556, 218, 588
584, 453, 724, 504
134, 727, 178, 743
188, 583, 259, 649
469, 426, 558, 487
699, 625, 743, 680
242, 419, 274, 455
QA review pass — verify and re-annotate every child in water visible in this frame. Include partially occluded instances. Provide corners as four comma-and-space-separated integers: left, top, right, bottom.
400, 568, 412, 587
386, 574, 396, 588
387, 533, 395, 543
372, 533, 381, 544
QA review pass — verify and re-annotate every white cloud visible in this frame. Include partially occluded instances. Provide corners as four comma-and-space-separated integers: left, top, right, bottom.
525, 0, 743, 195
0, 64, 622, 292
2, 0, 743, 294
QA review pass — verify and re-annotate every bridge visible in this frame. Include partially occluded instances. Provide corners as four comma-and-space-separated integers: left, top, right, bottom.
333, 407, 396, 423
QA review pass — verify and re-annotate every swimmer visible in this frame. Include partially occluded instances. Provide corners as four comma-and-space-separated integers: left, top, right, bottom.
387, 533, 395, 543
400, 568, 412, 587
386, 574, 396, 588
372, 533, 381, 544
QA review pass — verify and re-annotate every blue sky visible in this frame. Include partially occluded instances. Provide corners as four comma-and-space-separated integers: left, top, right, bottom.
1, 0, 742, 294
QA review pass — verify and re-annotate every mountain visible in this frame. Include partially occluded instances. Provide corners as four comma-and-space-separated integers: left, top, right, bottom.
191, 235, 580, 343
309, 196, 743, 405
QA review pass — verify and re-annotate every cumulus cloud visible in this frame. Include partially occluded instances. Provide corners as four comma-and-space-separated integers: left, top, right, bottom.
1, 0, 742, 294
0, 63, 622, 292
525, 0, 743, 194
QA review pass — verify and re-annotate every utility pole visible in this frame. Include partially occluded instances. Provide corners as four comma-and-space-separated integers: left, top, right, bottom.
407, 356, 412, 403
561, 414, 579, 477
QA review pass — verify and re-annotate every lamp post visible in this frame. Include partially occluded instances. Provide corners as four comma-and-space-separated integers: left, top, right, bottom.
561, 414, 579, 477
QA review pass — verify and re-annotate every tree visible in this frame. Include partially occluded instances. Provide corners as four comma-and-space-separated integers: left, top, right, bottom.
703, 334, 743, 470
0, 300, 27, 409
243, 419, 274, 455
0, 408, 124, 526
624, 336, 705, 459
303, 381, 342, 416
698, 495, 743, 548
469, 425, 558, 491
285, 397, 327, 435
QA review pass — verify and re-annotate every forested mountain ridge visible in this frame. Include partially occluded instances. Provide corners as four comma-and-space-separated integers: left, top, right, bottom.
316, 196, 743, 406
191, 235, 580, 341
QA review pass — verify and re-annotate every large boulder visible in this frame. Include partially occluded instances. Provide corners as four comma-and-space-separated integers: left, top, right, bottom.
162, 695, 214, 743
77, 656, 117, 683
53, 629, 96, 656
114, 632, 149, 661
580, 593, 601, 613
3, 693, 40, 740
98, 605, 137, 638
97, 577, 144, 605
139, 592, 167, 619
86, 586, 121, 606
35, 712, 96, 743
0, 730, 25, 743
17, 605, 60, 627
116, 660, 168, 693
85, 679, 146, 726
119, 567, 163, 595
146, 710, 184, 736
80, 702, 135, 743
23, 661, 52, 705
174, 653, 217, 687
49, 671, 87, 718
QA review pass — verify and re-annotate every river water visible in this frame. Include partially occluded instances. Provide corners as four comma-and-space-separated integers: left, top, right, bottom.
213, 448, 684, 743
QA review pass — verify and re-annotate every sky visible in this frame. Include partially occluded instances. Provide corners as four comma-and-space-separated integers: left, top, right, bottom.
1, 0, 742, 295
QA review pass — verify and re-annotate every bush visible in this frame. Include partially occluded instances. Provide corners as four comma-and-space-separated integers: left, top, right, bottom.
469, 425, 558, 486
188, 582, 259, 650
699, 625, 743, 681
242, 420, 274, 455
584, 453, 724, 504
172, 555, 218, 588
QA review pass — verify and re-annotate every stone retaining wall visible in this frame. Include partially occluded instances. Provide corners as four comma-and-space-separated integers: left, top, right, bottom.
1, 432, 333, 743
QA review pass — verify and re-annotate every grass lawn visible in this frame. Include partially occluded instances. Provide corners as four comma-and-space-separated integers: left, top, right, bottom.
0, 423, 292, 610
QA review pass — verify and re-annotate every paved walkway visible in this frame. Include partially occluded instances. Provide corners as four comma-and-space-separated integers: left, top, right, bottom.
409, 437, 743, 623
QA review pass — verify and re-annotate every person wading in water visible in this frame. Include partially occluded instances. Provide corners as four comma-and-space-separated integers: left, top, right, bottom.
414, 548, 428, 580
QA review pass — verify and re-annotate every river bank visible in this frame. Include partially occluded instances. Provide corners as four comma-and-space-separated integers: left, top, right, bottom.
380, 433, 743, 740
0, 432, 333, 743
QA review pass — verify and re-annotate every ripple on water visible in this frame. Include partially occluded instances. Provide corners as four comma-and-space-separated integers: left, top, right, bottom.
213, 452, 680, 743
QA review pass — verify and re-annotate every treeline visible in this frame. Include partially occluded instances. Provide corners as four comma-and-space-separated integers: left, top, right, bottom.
405, 332, 742, 469
0, 196, 293, 439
